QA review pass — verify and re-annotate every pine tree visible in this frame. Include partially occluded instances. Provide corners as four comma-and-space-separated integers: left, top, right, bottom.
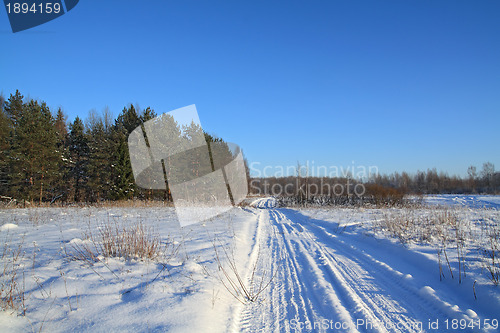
146, 113, 184, 201
2, 91, 24, 198
3, 90, 24, 127
141, 106, 156, 123
110, 130, 135, 200
108, 105, 156, 200
109, 106, 136, 200
2, 91, 24, 199
51, 108, 69, 202
38, 102, 61, 202
54, 108, 68, 145
86, 110, 114, 201
136, 106, 157, 199
9, 99, 60, 203
67, 117, 89, 202
0, 96, 11, 196
116, 104, 142, 134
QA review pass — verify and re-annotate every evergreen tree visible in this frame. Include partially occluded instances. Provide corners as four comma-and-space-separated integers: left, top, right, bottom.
143, 113, 183, 201
0, 96, 11, 196
109, 106, 136, 200
110, 131, 135, 200
54, 108, 68, 145
9, 99, 60, 203
141, 106, 156, 123
67, 117, 89, 202
52, 108, 69, 202
3, 90, 24, 127
116, 104, 141, 134
86, 110, 114, 201
109, 105, 157, 200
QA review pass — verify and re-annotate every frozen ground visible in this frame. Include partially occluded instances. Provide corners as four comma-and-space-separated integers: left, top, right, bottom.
425, 195, 500, 210
0, 196, 499, 332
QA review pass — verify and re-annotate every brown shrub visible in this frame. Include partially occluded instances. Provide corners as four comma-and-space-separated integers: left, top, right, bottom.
365, 184, 405, 206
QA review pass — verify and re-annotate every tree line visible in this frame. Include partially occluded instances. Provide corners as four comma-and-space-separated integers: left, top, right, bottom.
368, 165, 498, 195
0, 90, 238, 205
249, 162, 499, 206
0, 89, 497, 206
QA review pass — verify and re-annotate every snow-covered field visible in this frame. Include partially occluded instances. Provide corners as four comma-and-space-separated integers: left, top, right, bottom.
0, 196, 499, 332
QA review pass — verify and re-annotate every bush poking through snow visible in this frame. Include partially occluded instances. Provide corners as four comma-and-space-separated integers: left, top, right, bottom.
68, 221, 165, 262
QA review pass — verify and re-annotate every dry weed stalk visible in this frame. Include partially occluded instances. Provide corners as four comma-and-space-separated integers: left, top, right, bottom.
211, 237, 275, 304
0, 233, 26, 314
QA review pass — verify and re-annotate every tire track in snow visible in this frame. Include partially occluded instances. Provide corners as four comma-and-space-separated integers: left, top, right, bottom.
272, 210, 365, 332
235, 199, 481, 332
279, 213, 426, 332
236, 208, 325, 332
236, 207, 358, 332
286, 209, 481, 329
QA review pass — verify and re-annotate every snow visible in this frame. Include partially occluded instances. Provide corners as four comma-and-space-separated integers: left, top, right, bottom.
250, 197, 277, 209
0, 223, 18, 231
0, 196, 499, 332
425, 194, 500, 210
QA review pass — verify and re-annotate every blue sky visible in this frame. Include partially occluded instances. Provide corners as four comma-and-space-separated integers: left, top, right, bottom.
1, 0, 499, 177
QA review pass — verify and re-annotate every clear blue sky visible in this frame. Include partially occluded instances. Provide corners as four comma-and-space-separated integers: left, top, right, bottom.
1, 0, 499, 177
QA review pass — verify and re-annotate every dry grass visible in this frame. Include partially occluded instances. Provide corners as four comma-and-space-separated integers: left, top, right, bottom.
88, 200, 174, 209
0, 233, 26, 314
376, 208, 458, 244
375, 206, 500, 286
482, 221, 500, 285
68, 220, 167, 263
0, 199, 174, 209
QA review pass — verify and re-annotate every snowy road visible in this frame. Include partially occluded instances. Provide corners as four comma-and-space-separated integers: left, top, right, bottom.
233, 198, 491, 333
